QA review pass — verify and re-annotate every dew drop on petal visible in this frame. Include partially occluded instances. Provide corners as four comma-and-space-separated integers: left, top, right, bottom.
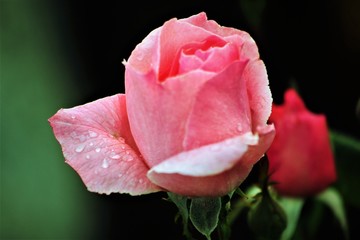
138, 179, 143, 184
88, 131, 98, 138
95, 148, 101, 153
79, 135, 87, 142
89, 142, 94, 146
123, 155, 134, 162
110, 154, 121, 159
102, 158, 109, 168
86, 155, 90, 160
75, 144, 85, 153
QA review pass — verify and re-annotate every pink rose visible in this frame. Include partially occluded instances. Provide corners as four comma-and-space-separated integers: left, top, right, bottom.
267, 89, 337, 197
49, 12, 275, 197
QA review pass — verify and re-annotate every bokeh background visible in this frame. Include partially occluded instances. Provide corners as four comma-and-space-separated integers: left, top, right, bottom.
1, 0, 360, 239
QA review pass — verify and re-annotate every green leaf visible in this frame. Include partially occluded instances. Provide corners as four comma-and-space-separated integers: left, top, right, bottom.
189, 197, 221, 240
278, 197, 305, 240
316, 187, 349, 239
330, 130, 360, 208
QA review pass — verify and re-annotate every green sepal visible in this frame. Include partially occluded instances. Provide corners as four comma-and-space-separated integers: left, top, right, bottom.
330, 130, 360, 208
189, 197, 222, 240
247, 189, 287, 240
278, 197, 305, 240
316, 187, 349, 239
167, 192, 191, 238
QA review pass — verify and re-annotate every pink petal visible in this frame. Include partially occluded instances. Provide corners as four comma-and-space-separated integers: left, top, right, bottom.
183, 61, 252, 150
201, 42, 239, 72
224, 34, 260, 63
125, 66, 215, 167
126, 26, 161, 74
243, 59, 272, 129
158, 16, 215, 80
149, 133, 258, 176
184, 12, 260, 62
179, 12, 208, 26
175, 35, 226, 75
147, 125, 275, 197
178, 52, 203, 74
49, 94, 161, 195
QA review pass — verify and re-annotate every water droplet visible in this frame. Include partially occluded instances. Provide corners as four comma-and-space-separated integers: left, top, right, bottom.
125, 150, 130, 155
75, 144, 85, 153
118, 137, 125, 143
95, 148, 101, 153
79, 135, 87, 142
89, 131, 98, 138
86, 155, 90, 159
121, 146, 125, 149
123, 155, 134, 161
102, 158, 109, 168
71, 115, 76, 119
138, 179, 143, 184
89, 142, 94, 146
110, 154, 121, 159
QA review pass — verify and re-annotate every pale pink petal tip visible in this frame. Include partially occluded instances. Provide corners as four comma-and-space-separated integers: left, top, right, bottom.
148, 132, 259, 178
49, 94, 161, 195
147, 128, 274, 197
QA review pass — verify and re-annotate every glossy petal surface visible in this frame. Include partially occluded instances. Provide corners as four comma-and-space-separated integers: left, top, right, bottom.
49, 94, 161, 195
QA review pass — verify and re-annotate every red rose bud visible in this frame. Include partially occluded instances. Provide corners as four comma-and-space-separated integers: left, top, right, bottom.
267, 89, 337, 197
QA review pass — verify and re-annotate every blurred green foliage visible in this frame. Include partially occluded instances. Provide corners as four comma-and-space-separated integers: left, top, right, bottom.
1, 1, 96, 239
331, 131, 360, 208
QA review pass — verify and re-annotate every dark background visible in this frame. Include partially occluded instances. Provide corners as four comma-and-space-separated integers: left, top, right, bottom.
2, 0, 359, 239
52, 0, 360, 138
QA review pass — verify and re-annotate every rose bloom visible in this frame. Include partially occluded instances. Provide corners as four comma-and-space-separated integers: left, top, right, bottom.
49, 12, 275, 197
267, 89, 337, 197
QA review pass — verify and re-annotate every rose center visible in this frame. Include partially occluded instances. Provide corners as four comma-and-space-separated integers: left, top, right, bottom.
167, 35, 236, 78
